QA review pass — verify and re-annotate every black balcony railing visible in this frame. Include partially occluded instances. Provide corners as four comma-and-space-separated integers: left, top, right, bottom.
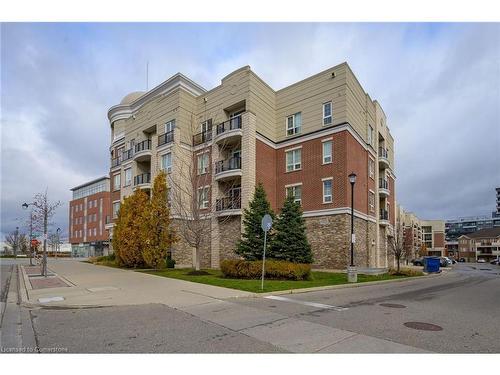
135, 139, 152, 153
216, 115, 242, 135
380, 209, 389, 221
158, 130, 174, 146
134, 173, 151, 186
122, 148, 133, 161
215, 156, 241, 174
193, 131, 212, 146
111, 157, 121, 168
379, 178, 389, 190
379, 147, 388, 159
215, 196, 242, 212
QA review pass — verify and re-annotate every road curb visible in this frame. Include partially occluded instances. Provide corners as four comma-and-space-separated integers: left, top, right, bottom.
252, 272, 444, 297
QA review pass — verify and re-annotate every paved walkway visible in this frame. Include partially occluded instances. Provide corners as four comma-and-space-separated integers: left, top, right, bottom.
22, 259, 253, 308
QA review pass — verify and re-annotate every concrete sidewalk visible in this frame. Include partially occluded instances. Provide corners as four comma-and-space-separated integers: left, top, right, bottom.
21, 259, 253, 309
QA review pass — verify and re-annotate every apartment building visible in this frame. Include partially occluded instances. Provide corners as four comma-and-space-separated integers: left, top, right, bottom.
458, 227, 500, 262
106, 63, 396, 269
69, 177, 111, 257
397, 205, 445, 258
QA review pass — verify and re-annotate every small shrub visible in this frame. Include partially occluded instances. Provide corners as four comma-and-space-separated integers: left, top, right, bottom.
388, 267, 423, 277
220, 259, 311, 280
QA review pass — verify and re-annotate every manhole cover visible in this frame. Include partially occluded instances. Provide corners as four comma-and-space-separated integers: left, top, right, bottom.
380, 303, 406, 308
404, 322, 443, 331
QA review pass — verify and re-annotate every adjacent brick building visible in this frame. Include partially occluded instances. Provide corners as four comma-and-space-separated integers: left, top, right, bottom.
106, 63, 397, 269
458, 227, 500, 262
69, 177, 111, 257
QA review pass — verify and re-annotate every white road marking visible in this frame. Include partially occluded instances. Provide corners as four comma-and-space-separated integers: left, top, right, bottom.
38, 296, 65, 303
264, 295, 348, 311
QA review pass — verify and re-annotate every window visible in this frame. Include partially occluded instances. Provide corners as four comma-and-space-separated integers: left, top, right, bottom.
323, 179, 333, 203
124, 168, 132, 186
93, 228, 97, 236
322, 141, 332, 164
197, 153, 209, 175
286, 148, 301, 172
369, 191, 375, 213
161, 153, 172, 173
368, 158, 375, 179
286, 185, 302, 204
368, 125, 374, 146
113, 173, 120, 191
198, 187, 209, 209
323, 102, 332, 125
80, 203, 83, 211
113, 202, 120, 219
165, 120, 175, 133
286, 112, 302, 136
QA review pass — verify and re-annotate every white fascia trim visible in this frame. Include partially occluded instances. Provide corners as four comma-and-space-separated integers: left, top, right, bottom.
284, 182, 303, 188
321, 137, 333, 142
321, 177, 333, 181
112, 199, 121, 204
303, 207, 377, 223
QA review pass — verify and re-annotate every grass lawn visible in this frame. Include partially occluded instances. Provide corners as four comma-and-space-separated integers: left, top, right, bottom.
141, 268, 412, 293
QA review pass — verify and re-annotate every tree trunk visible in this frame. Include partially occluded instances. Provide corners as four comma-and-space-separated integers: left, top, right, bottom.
195, 246, 201, 271
397, 257, 400, 273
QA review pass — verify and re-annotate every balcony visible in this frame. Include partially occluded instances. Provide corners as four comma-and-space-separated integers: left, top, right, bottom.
214, 156, 242, 181
378, 147, 389, 169
380, 209, 389, 226
111, 157, 121, 168
379, 178, 390, 197
214, 115, 242, 145
133, 173, 151, 188
122, 148, 134, 162
215, 195, 242, 216
134, 139, 152, 162
158, 130, 174, 147
193, 130, 212, 146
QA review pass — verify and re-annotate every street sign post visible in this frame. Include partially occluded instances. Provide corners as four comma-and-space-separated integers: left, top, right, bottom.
261, 214, 273, 290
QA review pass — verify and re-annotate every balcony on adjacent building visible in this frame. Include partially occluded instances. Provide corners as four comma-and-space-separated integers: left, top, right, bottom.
215, 193, 242, 216
378, 147, 389, 169
379, 178, 390, 197
158, 130, 174, 147
193, 130, 212, 146
214, 156, 242, 181
122, 148, 134, 162
134, 139, 152, 162
215, 115, 243, 145
133, 173, 151, 188
380, 209, 389, 226
111, 156, 122, 168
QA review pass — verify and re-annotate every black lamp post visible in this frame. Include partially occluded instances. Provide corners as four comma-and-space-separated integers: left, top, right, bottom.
56, 227, 61, 259
348, 172, 357, 282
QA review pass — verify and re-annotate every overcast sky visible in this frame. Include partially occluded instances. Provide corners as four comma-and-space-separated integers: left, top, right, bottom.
1, 22, 499, 240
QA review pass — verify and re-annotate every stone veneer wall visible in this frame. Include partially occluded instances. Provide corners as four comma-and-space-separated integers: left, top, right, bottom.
217, 216, 242, 262
171, 218, 211, 268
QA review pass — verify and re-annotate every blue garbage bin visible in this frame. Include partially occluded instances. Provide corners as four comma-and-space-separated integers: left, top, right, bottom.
424, 256, 440, 273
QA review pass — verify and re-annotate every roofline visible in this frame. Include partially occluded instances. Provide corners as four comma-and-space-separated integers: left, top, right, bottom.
70, 176, 110, 191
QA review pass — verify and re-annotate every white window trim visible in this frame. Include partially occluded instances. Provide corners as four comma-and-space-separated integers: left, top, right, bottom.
113, 173, 121, 191
322, 139, 333, 165
285, 183, 302, 204
165, 119, 175, 133
124, 168, 132, 187
322, 177, 333, 204
323, 101, 332, 126
368, 189, 376, 213
285, 148, 302, 172
197, 153, 209, 175
198, 186, 210, 209
112, 201, 121, 219
286, 112, 302, 136
368, 156, 375, 180
160, 152, 172, 173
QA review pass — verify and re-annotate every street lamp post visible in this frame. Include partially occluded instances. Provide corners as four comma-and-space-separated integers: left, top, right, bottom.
56, 228, 61, 259
29, 211, 34, 266
347, 172, 357, 283
14, 226, 19, 258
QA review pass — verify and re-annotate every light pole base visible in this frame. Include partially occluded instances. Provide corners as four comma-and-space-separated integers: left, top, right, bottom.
347, 266, 358, 283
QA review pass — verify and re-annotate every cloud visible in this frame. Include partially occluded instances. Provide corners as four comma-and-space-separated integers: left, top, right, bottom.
1, 22, 499, 241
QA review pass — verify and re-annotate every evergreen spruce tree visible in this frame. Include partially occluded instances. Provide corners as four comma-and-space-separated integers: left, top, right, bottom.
269, 195, 313, 264
142, 171, 177, 269
113, 189, 148, 268
236, 183, 275, 260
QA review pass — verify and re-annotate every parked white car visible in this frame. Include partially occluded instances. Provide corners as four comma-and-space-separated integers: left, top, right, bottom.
477, 258, 486, 263
443, 257, 453, 266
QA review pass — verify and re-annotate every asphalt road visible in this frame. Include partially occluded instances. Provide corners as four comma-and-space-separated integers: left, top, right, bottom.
1, 259, 499, 353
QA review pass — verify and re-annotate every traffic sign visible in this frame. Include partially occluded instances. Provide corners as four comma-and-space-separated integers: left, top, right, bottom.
261, 214, 273, 232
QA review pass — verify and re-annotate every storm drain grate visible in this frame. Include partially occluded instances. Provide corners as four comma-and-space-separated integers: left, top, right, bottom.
380, 303, 406, 309
404, 322, 443, 331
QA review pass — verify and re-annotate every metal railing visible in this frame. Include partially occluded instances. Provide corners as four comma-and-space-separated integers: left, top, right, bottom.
379, 147, 388, 159
216, 115, 242, 135
158, 130, 174, 146
215, 196, 241, 211
380, 209, 389, 221
193, 130, 212, 146
134, 139, 152, 153
379, 178, 389, 190
134, 173, 151, 186
215, 156, 241, 174
122, 148, 134, 161
111, 157, 122, 168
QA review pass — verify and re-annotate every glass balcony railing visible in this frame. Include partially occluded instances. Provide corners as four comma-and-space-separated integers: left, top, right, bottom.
158, 130, 174, 146
134, 139, 152, 153
215, 156, 241, 174
111, 157, 121, 168
216, 115, 242, 135
122, 148, 133, 161
379, 178, 389, 190
193, 130, 212, 146
133, 173, 151, 186
380, 209, 389, 221
379, 147, 388, 159
215, 196, 242, 212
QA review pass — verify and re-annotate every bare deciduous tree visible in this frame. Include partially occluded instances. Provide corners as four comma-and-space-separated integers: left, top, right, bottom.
388, 219, 407, 274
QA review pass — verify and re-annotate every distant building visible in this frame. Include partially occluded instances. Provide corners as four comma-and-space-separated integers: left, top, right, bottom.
495, 187, 500, 217
69, 177, 111, 257
458, 227, 500, 262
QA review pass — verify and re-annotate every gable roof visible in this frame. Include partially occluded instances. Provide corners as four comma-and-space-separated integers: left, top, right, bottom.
460, 227, 500, 239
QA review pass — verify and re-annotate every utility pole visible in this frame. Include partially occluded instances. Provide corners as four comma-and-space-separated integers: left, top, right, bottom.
14, 226, 19, 258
